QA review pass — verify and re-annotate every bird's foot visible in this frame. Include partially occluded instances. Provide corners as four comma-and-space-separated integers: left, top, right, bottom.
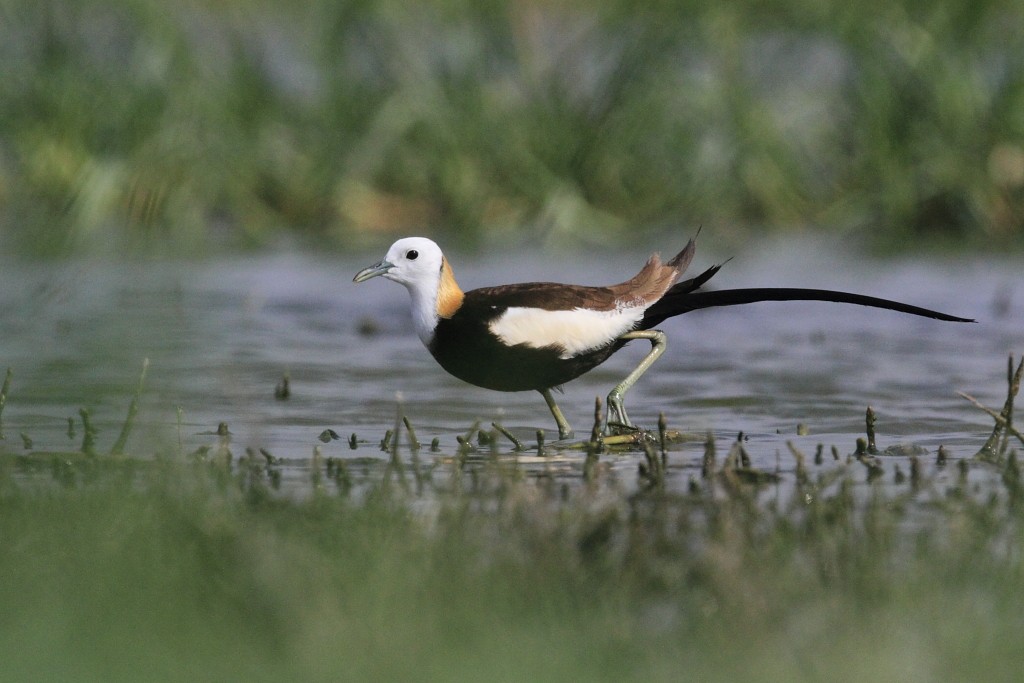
605, 422, 643, 437
539, 388, 574, 441
605, 391, 637, 436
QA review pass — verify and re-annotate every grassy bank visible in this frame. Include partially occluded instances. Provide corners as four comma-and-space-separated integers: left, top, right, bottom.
2, 0, 1022, 254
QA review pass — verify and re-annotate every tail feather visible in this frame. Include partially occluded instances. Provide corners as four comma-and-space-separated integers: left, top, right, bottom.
642, 285, 975, 329
667, 226, 702, 270
609, 236, 700, 307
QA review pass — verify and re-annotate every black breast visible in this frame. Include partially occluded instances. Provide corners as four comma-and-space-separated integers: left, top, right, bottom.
427, 294, 619, 392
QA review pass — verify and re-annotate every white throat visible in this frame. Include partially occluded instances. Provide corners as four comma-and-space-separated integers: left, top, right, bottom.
402, 280, 441, 346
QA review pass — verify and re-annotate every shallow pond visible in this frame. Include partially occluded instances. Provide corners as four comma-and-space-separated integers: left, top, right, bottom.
0, 236, 1019, 493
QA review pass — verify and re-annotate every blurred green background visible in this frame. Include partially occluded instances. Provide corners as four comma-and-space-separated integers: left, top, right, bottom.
1, 0, 1022, 255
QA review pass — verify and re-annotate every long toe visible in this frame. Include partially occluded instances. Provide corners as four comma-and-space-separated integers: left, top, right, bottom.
605, 393, 637, 435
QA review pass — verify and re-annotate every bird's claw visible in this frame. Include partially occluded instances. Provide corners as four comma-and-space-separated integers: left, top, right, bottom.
605, 392, 638, 435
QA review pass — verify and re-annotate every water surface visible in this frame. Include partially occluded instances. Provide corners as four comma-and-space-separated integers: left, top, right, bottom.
1, 238, 1018, 492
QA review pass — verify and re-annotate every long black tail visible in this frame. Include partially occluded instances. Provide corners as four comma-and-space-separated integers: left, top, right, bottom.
641, 265, 975, 328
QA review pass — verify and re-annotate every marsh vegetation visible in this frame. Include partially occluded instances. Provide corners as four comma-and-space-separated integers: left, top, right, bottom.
1, 353, 1022, 681
2, 0, 1022, 254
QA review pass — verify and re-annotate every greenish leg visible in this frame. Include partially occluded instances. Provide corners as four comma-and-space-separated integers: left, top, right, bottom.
606, 330, 667, 434
539, 388, 573, 440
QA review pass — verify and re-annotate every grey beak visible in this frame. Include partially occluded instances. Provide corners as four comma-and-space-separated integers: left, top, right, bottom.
353, 260, 393, 283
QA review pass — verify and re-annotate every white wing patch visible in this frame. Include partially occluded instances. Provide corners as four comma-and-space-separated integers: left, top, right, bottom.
489, 304, 646, 359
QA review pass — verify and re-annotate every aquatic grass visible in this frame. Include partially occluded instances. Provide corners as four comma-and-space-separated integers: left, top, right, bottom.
961, 354, 1024, 460
5, 488, 1021, 683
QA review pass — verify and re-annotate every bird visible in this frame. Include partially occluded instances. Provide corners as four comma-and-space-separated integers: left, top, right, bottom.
353, 234, 973, 440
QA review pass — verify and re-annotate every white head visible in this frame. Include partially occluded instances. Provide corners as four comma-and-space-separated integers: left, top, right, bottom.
353, 237, 445, 289
353, 237, 463, 345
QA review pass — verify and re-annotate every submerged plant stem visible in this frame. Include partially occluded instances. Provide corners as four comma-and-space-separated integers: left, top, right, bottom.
111, 358, 149, 456
0, 368, 11, 439
491, 422, 524, 451
79, 408, 97, 456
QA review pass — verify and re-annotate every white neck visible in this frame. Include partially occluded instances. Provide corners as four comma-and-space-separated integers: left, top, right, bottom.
404, 282, 440, 346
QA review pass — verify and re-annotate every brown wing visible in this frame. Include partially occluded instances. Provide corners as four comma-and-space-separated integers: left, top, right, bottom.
466, 282, 620, 311
466, 236, 698, 313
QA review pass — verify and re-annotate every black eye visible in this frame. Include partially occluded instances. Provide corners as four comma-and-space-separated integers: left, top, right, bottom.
407, 250, 419, 260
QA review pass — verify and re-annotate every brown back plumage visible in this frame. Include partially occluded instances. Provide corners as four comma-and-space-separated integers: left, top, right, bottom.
463, 237, 698, 313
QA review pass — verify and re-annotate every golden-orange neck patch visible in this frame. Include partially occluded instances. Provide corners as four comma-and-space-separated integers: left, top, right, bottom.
436, 257, 464, 318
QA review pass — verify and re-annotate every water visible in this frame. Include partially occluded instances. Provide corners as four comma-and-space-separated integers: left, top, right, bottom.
0, 238, 1019, 492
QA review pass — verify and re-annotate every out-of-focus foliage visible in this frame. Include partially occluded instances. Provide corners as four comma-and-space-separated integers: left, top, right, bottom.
0, 0, 1021, 254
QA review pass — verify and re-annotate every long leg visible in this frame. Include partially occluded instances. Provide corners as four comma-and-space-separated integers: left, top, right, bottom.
539, 388, 573, 440
606, 330, 667, 433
